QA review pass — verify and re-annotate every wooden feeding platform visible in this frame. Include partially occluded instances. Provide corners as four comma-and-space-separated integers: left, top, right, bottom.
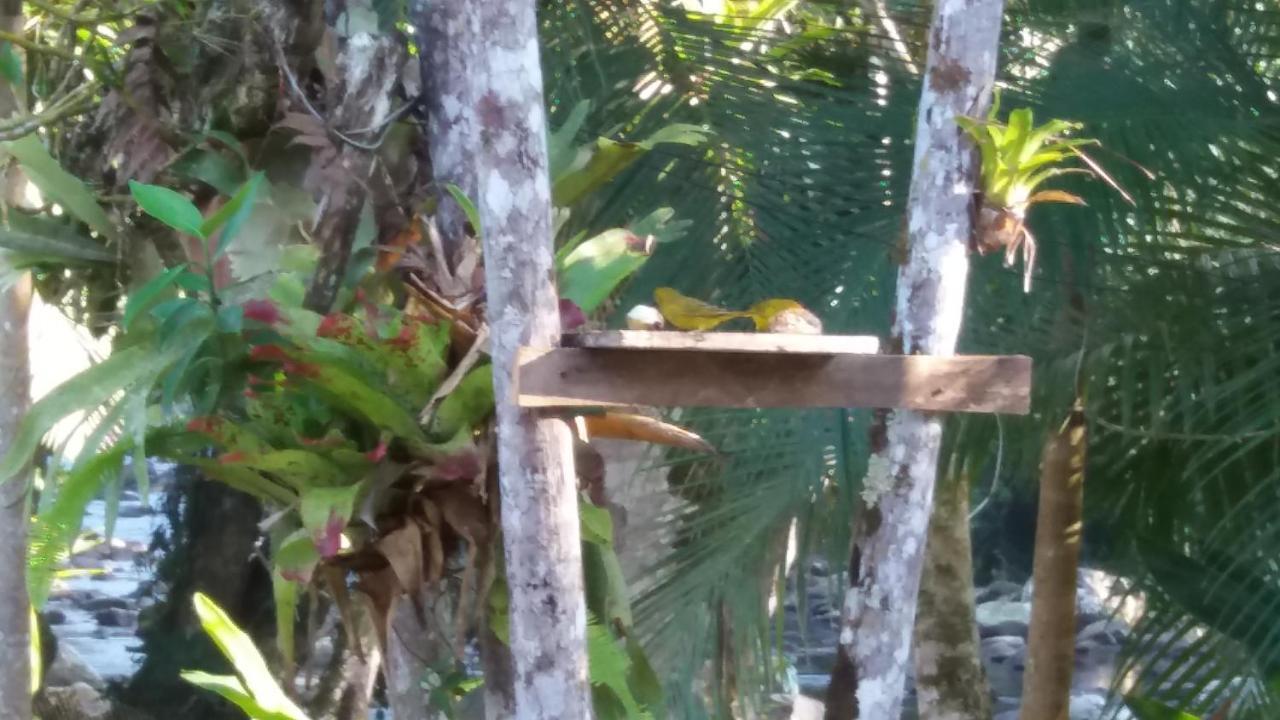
516, 331, 1031, 415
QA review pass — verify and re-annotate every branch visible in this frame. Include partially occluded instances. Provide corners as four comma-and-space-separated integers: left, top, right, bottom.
25, 0, 155, 24
0, 81, 98, 140
0, 29, 79, 62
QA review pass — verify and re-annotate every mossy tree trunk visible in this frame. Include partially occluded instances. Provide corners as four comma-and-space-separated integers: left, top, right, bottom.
913, 462, 992, 719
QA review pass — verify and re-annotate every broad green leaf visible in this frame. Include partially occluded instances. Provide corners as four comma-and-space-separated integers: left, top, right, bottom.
583, 541, 632, 631
552, 124, 707, 207
204, 171, 266, 256
558, 228, 653, 314
272, 568, 299, 672
1123, 695, 1202, 720
548, 100, 593, 181
3, 135, 116, 241
172, 147, 246, 196
274, 529, 321, 583
444, 183, 482, 238
123, 264, 189, 330
180, 672, 275, 720
0, 217, 113, 263
427, 365, 494, 441
626, 638, 664, 717
191, 592, 310, 719
580, 500, 615, 546
130, 180, 205, 237
28, 445, 127, 609
224, 450, 348, 491
304, 364, 430, 448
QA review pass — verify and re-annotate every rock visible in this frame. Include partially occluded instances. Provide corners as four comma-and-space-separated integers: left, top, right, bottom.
117, 502, 152, 518
38, 682, 112, 720
995, 713, 1019, 720
981, 635, 1026, 664
976, 600, 1031, 631
977, 580, 1024, 604
980, 618, 1029, 639
80, 596, 130, 612
45, 609, 67, 625
94, 608, 137, 628
1066, 692, 1137, 720
1078, 618, 1128, 646
790, 695, 824, 720
46, 644, 104, 690
1022, 567, 1145, 627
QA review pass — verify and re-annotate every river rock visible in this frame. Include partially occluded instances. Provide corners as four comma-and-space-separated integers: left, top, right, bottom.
38, 682, 112, 720
46, 643, 105, 690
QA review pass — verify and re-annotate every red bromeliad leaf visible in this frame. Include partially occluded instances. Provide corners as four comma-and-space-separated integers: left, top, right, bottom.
316, 510, 344, 558
218, 451, 248, 464
560, 298, 587, 332
316, 313, 358, 340
249, 344, 291, 362
242, 299, 282, 325
365, 439, 389, 463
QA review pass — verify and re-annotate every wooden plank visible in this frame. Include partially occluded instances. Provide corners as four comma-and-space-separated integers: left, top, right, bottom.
563, 330, 881, 355
516, 347, 1031, 414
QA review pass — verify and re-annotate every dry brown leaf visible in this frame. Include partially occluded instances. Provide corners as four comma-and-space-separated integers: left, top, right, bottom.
354, 565, 399, 658
583, 412, 716, 454
375, 524, 424, 596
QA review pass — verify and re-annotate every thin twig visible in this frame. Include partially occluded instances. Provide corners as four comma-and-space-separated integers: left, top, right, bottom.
25, 0, 156, 24
0, 29, 78, 62
0, 81, 98, 140
1091, 415, 1277, 442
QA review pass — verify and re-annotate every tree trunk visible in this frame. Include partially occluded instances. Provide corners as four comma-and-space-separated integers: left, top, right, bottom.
0, 0, 32, 713
414, 0, 482, 249
829, 0, 1005, 715
1018, 407, 1086, 720
474, 0, 592, 716
913, 462, 992, 719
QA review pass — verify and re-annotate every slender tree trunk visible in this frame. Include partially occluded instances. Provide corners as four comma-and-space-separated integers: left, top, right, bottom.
1018, 407, 1086, 720
913, 462, 992, 719
380, 7, 487, 717
0, 0, 32, 713
474, 1, 591, 718
415, 0, 482, 249
829, 1, 1005, 716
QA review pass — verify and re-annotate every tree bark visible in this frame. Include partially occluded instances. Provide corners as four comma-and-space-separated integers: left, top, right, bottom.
474, 0, 592, 717
0, 0, 32, 713
829, 0, 1005, 716
414, 0, 483, 251
1018, 408, 1086, 720
913, 462, 992, 719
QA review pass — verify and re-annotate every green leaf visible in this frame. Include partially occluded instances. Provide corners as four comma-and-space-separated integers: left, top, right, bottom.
552, 124, 708, 207
427, 365, 494, 441
272, 568, 299, 672
0, 343, 185, 483
29, 607, 40, 695
123, 264, 189, 330
299, 483, 362, 557
172, 148, 246, 196
1124, 695, 1203, 720
304, 364, 430, 448
225, 450, 348, 491
626, 638, 664, 717
0, 217, 114, 263
444, 183, 482, 238
0, 42, 21, 86
3, 135, 116, 241
180, 672, 274, 720
580, 500, 615, 546
129, 180, 205, 237
558, 229, 652, 314
587, 617, 644, 717
203, 172, 266, 256
548, 100, 593, 181
27, 445, 127, 609
190, 592, 310, 719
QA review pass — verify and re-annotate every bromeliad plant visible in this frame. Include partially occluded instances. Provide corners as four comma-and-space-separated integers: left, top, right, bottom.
5, 105, 713, 717
957, 98, 1145, 291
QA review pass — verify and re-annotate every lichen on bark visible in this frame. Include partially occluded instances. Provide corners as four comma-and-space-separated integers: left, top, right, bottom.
830, 0, 1006, 716
472, 1, 592, 718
